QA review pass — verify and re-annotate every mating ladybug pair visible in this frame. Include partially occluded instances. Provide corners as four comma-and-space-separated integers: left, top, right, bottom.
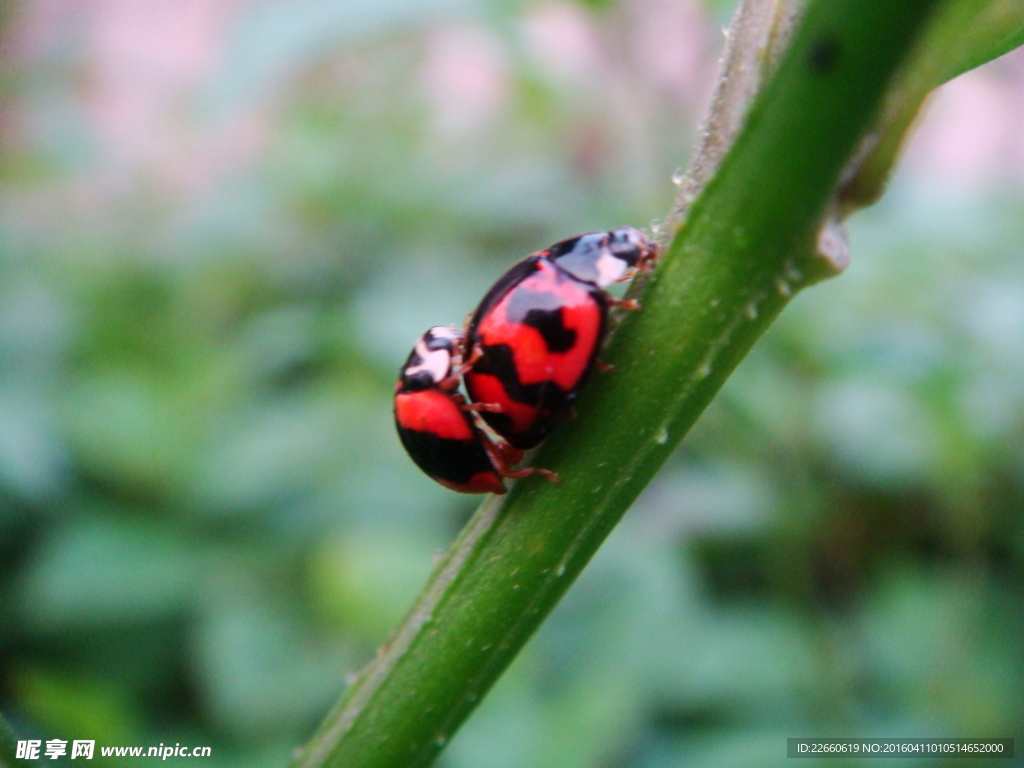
394, 226, 657, 494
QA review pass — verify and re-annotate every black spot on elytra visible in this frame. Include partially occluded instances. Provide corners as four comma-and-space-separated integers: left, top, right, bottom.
808, 35, 840, 73
505, 286, 578, 353
524, 308, 576, 353
468, 342, 569, 449
466, 262, 608, 449
472, 344, 567, 408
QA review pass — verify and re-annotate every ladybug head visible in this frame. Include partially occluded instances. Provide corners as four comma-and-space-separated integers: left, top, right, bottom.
607, 227, 655, 270
398, 325, 463, 392
551, 226, 655, 288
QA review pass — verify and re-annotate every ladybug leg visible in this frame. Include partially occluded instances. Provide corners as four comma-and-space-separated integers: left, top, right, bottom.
448, 392, 501, 415
615, 267, 640, 283
462, 344, 484, 368
480, 433, 559, 485
489, 438, 523, 468
461, 402, 502, 413
502, 466, 560, 484
594, 359, 616, 373
432, 327, 476, 390
437, 373, 462, 390
459, 313, 477, 357
480, 433, 521, 473
614, 245, 659, 282
448, 343, 483, 380
608, 297, 642, 311
637, 240, 659, 270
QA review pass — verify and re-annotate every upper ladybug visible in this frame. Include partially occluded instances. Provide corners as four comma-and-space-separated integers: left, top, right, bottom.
464, 227, 656, 449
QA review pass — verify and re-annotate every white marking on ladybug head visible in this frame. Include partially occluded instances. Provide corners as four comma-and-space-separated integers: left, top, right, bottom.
594, 227, 652, 287
403, 326, 458, 386
403, 342, 451, 385
427, 325, 461, 347
592, 251, 630, 288
550, 227, 653, 287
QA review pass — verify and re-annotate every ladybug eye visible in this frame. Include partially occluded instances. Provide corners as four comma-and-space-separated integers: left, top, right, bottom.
607, 227, 647, 265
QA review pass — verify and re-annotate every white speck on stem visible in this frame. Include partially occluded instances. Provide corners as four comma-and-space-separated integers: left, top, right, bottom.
776, 277, 792, 297
745, 301, 759, 320
655, 425, 669, 444
816, 219, 851, 274
671, 167, 685, 186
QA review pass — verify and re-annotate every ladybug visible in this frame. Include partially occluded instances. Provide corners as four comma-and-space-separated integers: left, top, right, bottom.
394, 326, 556, 494
465, 227, 656, 449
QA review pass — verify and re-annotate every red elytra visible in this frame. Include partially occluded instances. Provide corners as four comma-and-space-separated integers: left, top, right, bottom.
465, 227, 656, 450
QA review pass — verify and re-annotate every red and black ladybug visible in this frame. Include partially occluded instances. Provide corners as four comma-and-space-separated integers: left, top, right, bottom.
464, 227, 656, 449
394, 326, 556, 494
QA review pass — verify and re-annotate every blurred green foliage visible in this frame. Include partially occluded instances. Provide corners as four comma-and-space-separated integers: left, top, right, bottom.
0, 1, 1021, 767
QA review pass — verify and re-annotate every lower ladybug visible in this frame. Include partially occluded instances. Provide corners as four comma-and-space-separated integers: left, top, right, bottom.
465, 227, 656, 449
394, 326, 556, 494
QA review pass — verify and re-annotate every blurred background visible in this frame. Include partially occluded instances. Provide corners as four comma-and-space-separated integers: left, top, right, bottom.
1, 0, 1022, 766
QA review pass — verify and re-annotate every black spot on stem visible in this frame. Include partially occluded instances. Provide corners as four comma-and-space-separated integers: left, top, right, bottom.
808, 35, 840, 73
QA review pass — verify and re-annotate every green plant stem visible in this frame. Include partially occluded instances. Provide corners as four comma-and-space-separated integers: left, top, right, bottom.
292, 1, 945, 767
